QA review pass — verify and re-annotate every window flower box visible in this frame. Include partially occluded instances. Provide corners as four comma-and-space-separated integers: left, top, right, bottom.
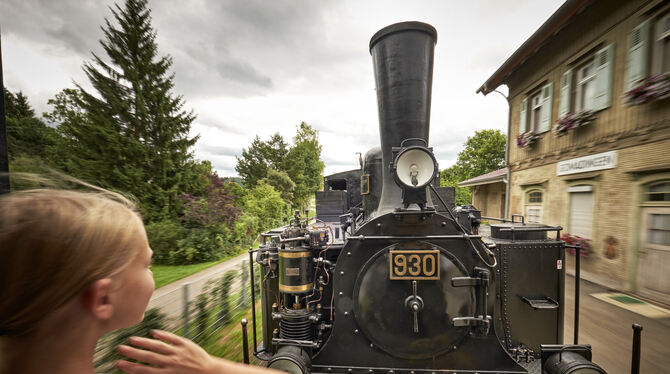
561, 233, 592, 257
553, 110, 597, 137
516, 131, 539, 149
623, 73, 670, 106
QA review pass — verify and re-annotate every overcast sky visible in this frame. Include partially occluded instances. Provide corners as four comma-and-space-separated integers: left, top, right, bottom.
0, 0, 565, 177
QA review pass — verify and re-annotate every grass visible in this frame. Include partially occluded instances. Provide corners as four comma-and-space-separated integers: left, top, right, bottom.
151, 241, 261, 289
152, 258, 228, 289
202, 301, 264, 364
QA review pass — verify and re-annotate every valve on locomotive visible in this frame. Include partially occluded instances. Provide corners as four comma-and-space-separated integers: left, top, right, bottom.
260, 211, 332, 373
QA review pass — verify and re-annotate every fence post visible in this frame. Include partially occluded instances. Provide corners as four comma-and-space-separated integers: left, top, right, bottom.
241, 260, 249, 308
182, 283, 190, 338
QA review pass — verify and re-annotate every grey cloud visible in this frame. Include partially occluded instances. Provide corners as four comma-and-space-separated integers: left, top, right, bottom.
152, 0, 355, 98
0, 0, 106, 56
196, 143, 241, 157
195, 119, 248, 136
2, 0, 349, 99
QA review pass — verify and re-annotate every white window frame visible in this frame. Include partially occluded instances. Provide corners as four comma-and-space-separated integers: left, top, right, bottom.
519, 82, 553, 135
525, 189, 544, 224
652, 13, 670, 75
576, 61, 597, 111
530, 92, 542, 132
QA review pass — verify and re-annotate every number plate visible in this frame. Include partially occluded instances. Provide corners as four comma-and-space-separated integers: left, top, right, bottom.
389, 250, 440, 280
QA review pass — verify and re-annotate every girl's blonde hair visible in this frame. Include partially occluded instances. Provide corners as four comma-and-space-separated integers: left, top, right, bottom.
0, 189, 144, 336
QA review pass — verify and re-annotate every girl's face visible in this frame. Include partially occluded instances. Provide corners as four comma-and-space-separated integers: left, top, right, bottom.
110, 224, 155, 328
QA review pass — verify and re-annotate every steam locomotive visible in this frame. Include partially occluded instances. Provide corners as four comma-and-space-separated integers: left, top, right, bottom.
249, 22, 607, 374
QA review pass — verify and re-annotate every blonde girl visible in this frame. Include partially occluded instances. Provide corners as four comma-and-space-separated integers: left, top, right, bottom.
0, 189, 155, 374
0, 188, 278, 374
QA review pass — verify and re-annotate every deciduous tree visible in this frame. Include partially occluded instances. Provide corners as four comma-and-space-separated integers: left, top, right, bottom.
235, 133, 288, 187
440, 129, 506, 206
283, 122, 324, 210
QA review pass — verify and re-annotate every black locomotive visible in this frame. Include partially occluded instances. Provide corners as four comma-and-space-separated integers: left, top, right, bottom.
248, 22, 607, 374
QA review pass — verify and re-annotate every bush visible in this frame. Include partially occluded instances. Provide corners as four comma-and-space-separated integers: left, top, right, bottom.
145, 220, 187, 264
194, 293, 210, 343
95, 308, 168, 372
218, 270, 237, 326
169, 226, 225, 265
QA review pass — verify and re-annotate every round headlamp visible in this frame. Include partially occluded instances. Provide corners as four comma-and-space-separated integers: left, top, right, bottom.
392, 146, 438, 188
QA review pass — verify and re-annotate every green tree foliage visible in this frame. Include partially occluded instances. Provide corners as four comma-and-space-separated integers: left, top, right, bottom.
235, 133, 288, 187
195, 293, 210, 343
3, 88, 64, 177
440, 129, 506, 206
218, 270, 236, 325
283, 122, 325, 210
96, 308, 167, 371
4, 87, 36, 119
261, 168, 295, 202
48, 0, 197, 222
440, 165, 472, 206
235, 122, 324, 210
5, 117, 60, 160
144, 219, 187, 264
454, 129, 506, 178
242, 181, 287, 233
180, 173, 240, 228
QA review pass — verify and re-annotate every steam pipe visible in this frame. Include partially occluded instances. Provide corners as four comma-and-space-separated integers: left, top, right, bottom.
0, 31, 10, 194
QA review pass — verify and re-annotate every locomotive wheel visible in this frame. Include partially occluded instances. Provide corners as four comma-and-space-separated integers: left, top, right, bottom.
353, 241, 475, 359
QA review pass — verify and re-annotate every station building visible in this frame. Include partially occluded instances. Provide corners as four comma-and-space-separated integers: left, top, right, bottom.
476, 0, 670, 303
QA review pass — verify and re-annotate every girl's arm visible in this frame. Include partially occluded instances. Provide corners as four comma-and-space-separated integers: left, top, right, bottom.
115, 330, 282, 374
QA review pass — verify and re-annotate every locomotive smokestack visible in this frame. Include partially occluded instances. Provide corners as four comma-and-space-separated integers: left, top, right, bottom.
369, 21, 437, 214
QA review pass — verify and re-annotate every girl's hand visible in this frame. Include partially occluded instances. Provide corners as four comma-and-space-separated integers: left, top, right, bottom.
115, 330, 220, 374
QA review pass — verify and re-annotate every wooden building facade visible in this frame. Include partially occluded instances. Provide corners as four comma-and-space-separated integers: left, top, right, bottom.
478, 0, 670, 303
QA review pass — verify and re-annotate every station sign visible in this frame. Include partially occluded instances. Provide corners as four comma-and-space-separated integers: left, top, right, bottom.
557, 150, 617, 176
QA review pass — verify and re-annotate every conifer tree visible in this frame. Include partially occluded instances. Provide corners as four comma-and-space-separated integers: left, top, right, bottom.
59, 0, 197, 221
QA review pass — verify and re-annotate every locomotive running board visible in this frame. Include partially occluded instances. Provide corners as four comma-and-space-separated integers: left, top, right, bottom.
311, 365, 526, 373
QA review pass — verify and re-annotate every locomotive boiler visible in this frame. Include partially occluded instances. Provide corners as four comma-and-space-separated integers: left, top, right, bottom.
249, 22, 607, 374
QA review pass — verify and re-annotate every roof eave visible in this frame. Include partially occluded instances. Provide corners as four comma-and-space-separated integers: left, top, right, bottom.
458, 175, 506, 187
476, 0, 593, 96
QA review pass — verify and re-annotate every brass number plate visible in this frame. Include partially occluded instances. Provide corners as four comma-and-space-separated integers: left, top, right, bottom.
389, 250, 440, 280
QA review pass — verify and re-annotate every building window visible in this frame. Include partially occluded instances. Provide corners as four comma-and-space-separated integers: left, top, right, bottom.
654, 14, 670, 74
530, 92, 542, 132
528, 191, 543, 203
645, 181, 670, 202
519, 83, 553, 135
626, 15, 670, 91
560, 44, 614, 114
576, 61, 597, 111
649, 214, 670, 245
525, 189, 543, 223
568, 185, 594, 239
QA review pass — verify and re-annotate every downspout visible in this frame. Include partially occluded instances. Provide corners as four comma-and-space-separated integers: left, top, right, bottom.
491, 89, 511, 220
0, 29, 10, 195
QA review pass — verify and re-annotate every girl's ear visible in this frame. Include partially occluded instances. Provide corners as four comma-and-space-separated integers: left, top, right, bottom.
82, 278, 114, 320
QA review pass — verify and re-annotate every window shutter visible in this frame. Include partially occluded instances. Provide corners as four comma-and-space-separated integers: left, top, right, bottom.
559, 69, 572, 117
594, 43, 614, 110
625, 20, 650, 91
539, 82, 553, 133
652, 15, 670, 75
519, 98, 528, 133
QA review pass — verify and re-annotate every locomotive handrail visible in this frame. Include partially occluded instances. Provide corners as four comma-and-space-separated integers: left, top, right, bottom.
271, 338, 320, 349
497, 226, 563, 232
347, 234, 482, 241
511, 214, 525, 224
498, 225, 563, 242
481, 216, 514, 223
